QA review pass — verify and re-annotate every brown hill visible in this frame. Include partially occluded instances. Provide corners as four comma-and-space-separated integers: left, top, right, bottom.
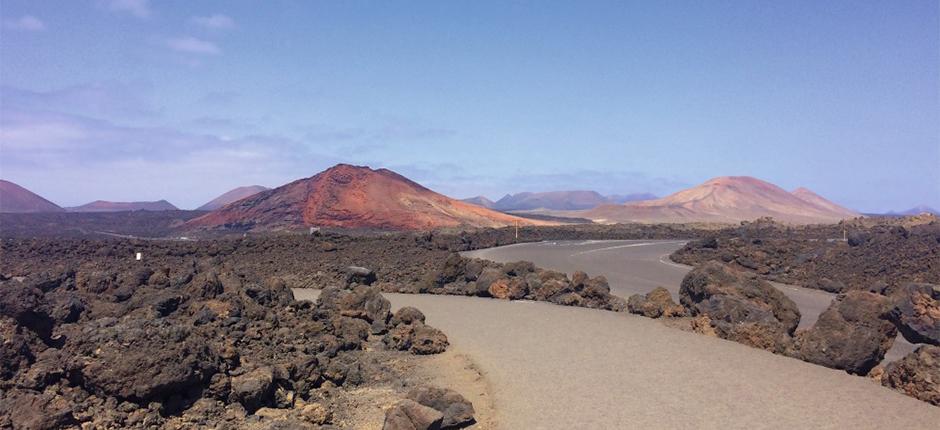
68, 200, 179, 212
187, 164, 549, 231
461, 196, 496, 209
197, 185, 269, 211
0, 180, 64, 213
584, 176, 858, 224
791, 187, 858, 217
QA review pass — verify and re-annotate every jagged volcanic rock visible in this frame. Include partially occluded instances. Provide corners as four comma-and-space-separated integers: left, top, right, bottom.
882, 345, 940, 406
679, 261, 801, 353
789, 291, 897, 375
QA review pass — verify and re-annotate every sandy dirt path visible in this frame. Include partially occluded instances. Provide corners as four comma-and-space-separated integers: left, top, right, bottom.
293, 289, 940, 429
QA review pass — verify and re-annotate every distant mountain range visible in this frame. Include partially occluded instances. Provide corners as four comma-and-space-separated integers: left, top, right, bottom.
885, 205, 939, 216
3, 174, 930, 228
0, 180, 64, 213
462, 195, 496, 208
197, 185, 269, 211
606, 193, 659, 204
67, 200, 179, 212
186, 164, 547, 231
584, 176, 858, 224
462, 190, 656, 211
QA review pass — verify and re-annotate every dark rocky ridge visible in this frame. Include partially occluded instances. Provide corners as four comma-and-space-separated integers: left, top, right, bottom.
0, 255, 467, 428
379, 253, 628, 311
671, 218, 940, 292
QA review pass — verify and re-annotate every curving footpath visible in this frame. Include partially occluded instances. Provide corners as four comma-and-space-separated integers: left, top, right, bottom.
463, 240, 832, 324
292, 289, 939, 429
292, 240, 938, 429
463, 239, 915, 361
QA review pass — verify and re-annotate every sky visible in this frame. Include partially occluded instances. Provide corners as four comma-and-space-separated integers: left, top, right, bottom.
0, 0, 937, 212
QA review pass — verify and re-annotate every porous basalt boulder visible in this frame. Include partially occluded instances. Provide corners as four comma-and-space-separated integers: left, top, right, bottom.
71, 317, 221, 405
881, 345, 940, 406
318, 285, 392, 334
790, 291, 897, 375
627, 287, 686, 318
406, 386, 475, 428
384, 321, 449, 355
346, 266, 377, 286
889, 283, 940, 345
230, 366, 275, 413
189, 270, 224, 299
679, 261, 800, 352
811, 278, 847, 294
382, 399, 443, 430
0, 390, 78, 430
690, 315, 718, 337
391, 307, 426, 326
0, 280, 55, 341
487, 278, 526, 300
383, 305, 448, 355
472, 268, 506, 297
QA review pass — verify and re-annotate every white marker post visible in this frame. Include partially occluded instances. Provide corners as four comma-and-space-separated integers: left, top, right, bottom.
136, 252, 142, 261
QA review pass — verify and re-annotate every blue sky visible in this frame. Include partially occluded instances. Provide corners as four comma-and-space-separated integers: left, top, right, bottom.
1, 0, 937, 211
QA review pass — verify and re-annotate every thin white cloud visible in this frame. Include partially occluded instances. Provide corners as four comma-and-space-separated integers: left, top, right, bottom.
191, 14, 235, 30
98, 0, 151, 18
0, 105, 340, 208
1, 82, 159, 119
165, 36, 220, 55
3, 15, 46, 31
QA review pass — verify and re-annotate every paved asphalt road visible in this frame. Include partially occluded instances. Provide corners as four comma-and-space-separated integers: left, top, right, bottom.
462, 239, 915, 361
292, 289, 940, 429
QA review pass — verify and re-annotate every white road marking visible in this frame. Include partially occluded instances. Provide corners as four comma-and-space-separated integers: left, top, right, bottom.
658, 254, 691, 270
570, 240, 686, 256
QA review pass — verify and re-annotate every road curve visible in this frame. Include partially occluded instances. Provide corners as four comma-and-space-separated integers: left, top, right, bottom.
462, 239, 915, 360
292, 289, 940, 429
462, 240, 837, 325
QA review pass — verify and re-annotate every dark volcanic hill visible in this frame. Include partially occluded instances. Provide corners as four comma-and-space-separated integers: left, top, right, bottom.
187, 164, 549, 231
197, 185, 269, 211
494, 190, 611, 211
68, 200, 179, 212
461, 196, 495, 209
585, 176, 859, 224
0, 180, 64, 213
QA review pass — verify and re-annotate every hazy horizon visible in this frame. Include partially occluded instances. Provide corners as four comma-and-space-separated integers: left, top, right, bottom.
1, 1, 937, 212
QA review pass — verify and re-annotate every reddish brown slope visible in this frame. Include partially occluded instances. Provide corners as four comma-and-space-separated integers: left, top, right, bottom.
791, 187, 858, 217
585, 176, 858, 224
0, 180, 64, 213
187, 164, 550, 231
